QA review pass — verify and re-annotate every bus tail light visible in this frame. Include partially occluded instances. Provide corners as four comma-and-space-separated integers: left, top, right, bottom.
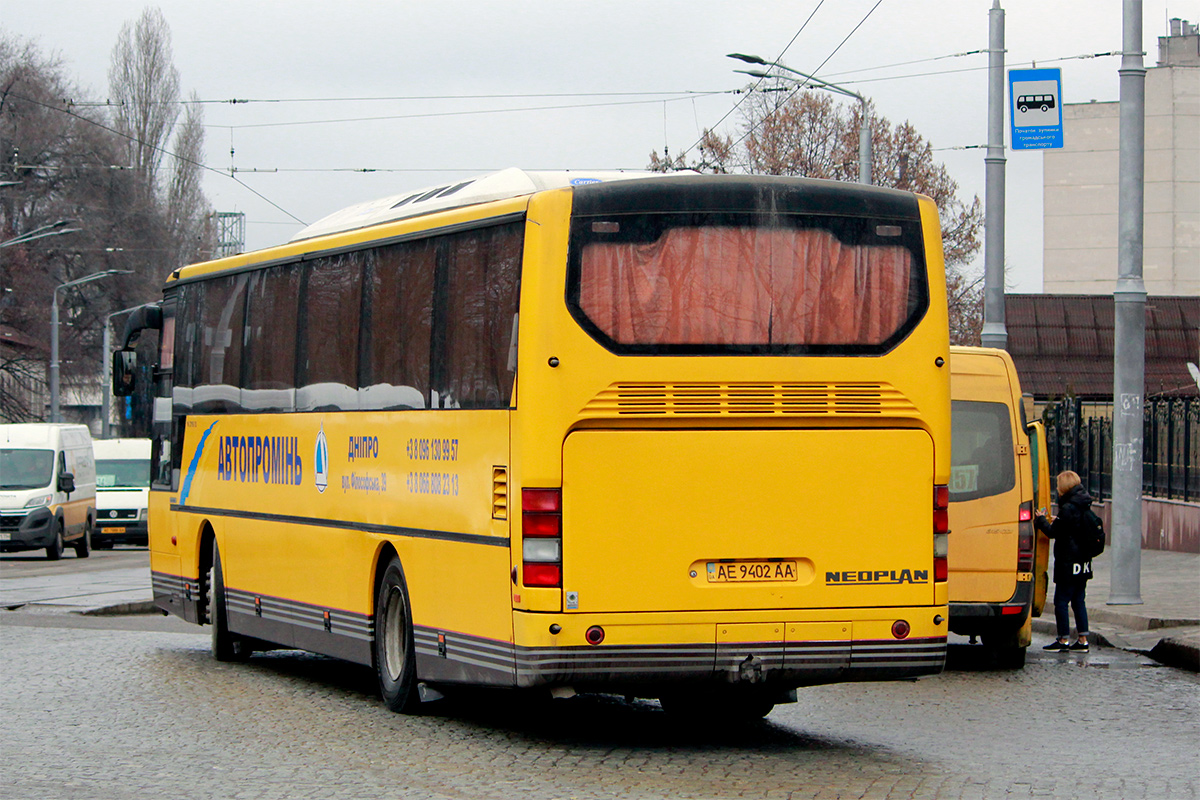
933, 484, 949, 582
522, 488, 562, 588
933, 485, 949, 535
1017, 500, 1035, 572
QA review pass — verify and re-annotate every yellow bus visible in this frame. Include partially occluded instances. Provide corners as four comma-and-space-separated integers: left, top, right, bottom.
947, 346, 1052, 668
115, 169, 952, 719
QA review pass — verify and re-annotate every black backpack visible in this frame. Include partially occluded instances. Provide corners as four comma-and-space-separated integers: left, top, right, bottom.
1081, 507, 1106, 558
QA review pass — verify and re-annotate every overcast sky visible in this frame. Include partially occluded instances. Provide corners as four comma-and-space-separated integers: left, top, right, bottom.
3, 0, 1195, 291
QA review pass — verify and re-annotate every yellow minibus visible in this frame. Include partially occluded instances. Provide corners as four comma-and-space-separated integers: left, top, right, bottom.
947, 346, 1051, 667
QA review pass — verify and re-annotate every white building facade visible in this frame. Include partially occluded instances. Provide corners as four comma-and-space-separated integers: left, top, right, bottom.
1043, 19, 1199, 295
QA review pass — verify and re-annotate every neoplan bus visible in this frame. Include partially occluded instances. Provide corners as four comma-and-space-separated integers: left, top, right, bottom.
115, 170, 952, 720
947, 347, 1052, 668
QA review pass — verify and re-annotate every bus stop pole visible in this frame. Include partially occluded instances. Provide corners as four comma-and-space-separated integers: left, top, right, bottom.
1109, 0, 1146, 605
980, 0, 1007, 350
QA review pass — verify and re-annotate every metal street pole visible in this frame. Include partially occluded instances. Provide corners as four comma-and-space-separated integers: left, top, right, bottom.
1109, 0, 1147, 605
50, 270, 132, 424
728, 53, 872, 184
980, 0, 1008, 349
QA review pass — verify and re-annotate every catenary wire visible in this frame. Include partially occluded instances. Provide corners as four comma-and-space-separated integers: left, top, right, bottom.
722, 0, 885, 156
9, 92, 307, 225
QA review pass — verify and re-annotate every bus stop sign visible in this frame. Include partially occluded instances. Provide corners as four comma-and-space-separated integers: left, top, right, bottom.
1009, 68, 1063, 150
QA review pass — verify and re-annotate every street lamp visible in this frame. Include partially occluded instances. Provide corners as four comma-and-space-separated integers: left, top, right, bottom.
727, 53, 873, 185
51, 269, 133, 423
0, 219, 83, 249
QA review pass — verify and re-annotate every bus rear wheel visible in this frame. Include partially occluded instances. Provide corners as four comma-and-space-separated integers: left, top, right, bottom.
210, 541, 251, 662
375, 557, 419, 713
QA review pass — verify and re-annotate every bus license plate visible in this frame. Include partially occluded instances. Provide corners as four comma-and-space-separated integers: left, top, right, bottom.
104, 526, 126, 533
706, 561, 798, 583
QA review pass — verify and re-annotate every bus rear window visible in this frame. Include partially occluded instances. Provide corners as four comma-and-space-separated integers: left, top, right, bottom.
950, 400, 1016, 502
567, 214, 925, 354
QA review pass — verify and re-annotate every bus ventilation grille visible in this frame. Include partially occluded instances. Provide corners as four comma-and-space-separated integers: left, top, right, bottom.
492, 467, 509, 520
582, 383, 917, 417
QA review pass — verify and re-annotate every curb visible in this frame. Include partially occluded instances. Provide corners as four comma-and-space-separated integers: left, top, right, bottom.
78, 600, 160, 617
1031, 617, 1200, 673
1149, 638, 1200, 673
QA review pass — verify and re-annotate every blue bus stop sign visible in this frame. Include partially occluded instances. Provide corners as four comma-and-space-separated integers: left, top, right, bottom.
1009, 67, 1064, 150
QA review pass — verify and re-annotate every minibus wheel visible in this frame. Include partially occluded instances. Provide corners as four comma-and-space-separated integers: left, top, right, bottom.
375, 556, 418, 713
983, 630, 1027, 669
73, 520, 91, 558
210, 541, 251, 662
45, 522, 64, 561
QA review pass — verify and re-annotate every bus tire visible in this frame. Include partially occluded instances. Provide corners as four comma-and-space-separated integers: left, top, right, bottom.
375, 557, 419, 713
210, 541, 251, 662
46, 521, 64, 561
73, 522, 91, 558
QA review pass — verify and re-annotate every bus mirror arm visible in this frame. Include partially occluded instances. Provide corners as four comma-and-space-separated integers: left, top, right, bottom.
118, 303, 163, 350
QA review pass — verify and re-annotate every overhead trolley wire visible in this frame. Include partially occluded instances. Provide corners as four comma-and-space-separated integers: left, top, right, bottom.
203, 92, 732, 131
8, 92, 307, 225
723, 0, 885, 155
676, 0, 827, 163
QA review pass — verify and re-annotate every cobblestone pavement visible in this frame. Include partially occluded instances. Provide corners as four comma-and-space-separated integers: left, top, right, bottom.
2, 614, 1197, 800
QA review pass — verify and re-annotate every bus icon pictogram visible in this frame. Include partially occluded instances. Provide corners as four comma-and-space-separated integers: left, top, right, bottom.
1016, 94, 1055, 113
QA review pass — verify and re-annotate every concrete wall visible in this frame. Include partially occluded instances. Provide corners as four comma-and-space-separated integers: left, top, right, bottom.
1095, 498, 1200, 553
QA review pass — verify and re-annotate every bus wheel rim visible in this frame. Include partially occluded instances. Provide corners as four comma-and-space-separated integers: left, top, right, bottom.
384, 585, 406, 681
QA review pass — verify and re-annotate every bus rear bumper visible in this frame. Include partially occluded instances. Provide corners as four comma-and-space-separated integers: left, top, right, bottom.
504, 606, 947, 691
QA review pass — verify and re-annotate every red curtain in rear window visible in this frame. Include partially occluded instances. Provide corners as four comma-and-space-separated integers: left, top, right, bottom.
579, 226, 912, 347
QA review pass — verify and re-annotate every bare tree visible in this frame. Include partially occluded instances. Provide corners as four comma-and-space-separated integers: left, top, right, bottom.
107, 7, 180, 194
0, 22, 212, 423
0, 34, 143, 422
165, 91, 213, 266
650, 87, 985, 344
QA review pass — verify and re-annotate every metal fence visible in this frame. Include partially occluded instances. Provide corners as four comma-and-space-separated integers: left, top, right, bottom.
1043, 397, 1199, 503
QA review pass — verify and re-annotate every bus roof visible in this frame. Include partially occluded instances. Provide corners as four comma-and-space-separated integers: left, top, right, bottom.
291, 168, 662, 242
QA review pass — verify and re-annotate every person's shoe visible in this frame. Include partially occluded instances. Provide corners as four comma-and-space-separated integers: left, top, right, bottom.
1069, 641, 1090, 652
1043, 640, 1070, 651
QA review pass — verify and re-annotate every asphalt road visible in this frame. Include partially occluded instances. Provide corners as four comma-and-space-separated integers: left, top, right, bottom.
1, 553, 1198, 800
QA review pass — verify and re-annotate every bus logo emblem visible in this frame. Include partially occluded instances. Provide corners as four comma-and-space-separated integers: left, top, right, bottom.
314, 425, 329, 493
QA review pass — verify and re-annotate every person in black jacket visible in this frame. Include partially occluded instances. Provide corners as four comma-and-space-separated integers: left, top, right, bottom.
1034, 470, 1094, 652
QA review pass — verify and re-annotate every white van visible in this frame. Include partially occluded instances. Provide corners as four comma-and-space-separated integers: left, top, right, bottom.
92, 438, 151, 548
0, 423, 97, 559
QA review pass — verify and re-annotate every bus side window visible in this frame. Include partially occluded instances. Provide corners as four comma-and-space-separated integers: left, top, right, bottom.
362, 238, 436, 410
433, 222, 523, 409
